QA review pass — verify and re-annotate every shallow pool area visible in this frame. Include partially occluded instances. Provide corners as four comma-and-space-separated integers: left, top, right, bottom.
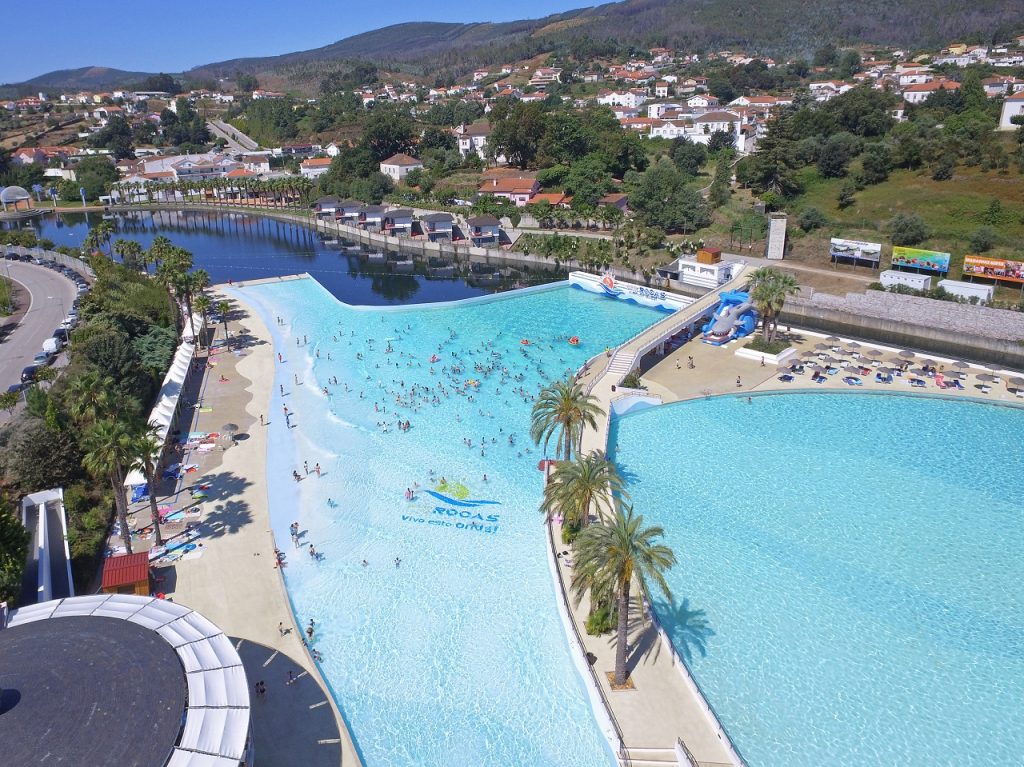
232, 277, 664, 766
610, 393, 1024, 766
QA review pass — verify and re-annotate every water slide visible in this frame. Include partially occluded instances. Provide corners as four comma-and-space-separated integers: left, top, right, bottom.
702, 290, 758, 345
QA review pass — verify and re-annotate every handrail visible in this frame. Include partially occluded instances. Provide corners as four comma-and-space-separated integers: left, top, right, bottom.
676, 737, 699, 767
544, 517, 630, 764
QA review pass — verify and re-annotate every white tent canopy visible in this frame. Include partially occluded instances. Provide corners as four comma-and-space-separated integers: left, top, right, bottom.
7, 594, 252, 765
124, 312, 203, 488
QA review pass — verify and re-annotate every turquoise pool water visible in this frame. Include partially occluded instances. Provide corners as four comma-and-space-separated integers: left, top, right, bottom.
231, 278, 664, 766
610, 393, 1024, 766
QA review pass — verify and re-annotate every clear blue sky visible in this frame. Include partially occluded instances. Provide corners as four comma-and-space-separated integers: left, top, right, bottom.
3, 0, 592, 83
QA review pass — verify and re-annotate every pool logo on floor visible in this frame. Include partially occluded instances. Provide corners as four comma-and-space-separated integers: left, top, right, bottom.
401, 486, 501, 534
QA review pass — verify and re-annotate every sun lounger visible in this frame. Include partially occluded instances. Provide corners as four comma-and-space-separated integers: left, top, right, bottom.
950, 379, 965, 390
911, 379, 927, 388
778, 374, 794, 383
843, 376, 862, 386
980, 385, 991, 393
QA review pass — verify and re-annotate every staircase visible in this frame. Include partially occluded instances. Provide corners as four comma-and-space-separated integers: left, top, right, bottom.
623, 746, 682, 766
765, 213, 787, 260
606, 351, 637, 378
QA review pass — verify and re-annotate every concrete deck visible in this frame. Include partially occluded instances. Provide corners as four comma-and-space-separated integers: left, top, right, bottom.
139, 292, 361, 766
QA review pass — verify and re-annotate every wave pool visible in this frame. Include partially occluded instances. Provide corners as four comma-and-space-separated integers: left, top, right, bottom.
231, 277, 664, 766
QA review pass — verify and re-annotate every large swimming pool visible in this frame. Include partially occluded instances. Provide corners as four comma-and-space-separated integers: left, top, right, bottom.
610, 392, 1024, 766
231, 277, 664, 766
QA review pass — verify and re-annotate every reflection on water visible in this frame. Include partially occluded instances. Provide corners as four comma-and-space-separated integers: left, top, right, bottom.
23, 209, 561, 306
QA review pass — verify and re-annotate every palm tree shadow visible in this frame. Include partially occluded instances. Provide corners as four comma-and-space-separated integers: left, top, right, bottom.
610, 596, 716, 675
662, 597, 715, 664
203, 498, 252, 539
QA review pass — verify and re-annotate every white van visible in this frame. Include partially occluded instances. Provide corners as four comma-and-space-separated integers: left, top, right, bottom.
42, 337, 61, 355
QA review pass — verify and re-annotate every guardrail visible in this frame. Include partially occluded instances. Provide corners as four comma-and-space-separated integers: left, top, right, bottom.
4, 245, 95, 280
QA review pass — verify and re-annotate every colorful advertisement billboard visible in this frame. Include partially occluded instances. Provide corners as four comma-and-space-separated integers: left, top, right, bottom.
962, 255, 1024, 285
829, 238, 881, 265
891, 247, 951, 273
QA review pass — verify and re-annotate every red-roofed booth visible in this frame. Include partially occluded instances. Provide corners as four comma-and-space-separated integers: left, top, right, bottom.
101, 552, 151, 595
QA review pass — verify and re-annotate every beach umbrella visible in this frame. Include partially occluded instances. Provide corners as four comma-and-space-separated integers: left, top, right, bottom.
898, 349, 916, 358
976, 374, 996, 383
847, 341, 861, 349
877, 366, 891, 374
920, 359, 937, 367
826, 336, 840, 343
864, 349, 883, 357
910, 368, 927, 376
814, 343, 830, 350
810, 364, 826, 372
1008, 376, 1024, 387
801, 350, 817, 358
952, 361, 970, 370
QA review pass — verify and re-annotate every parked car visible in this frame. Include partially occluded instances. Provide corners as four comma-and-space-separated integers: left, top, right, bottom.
33, 351, 55, 366
6, 382, 26, 394
21, 365, 38, 383
52, 328, 70, 344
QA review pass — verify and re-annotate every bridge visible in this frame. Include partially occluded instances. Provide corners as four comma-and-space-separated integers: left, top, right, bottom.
578, 264, 749, 457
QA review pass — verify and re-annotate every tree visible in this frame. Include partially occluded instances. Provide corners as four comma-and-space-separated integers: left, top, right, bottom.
235, 72, 259, 93
129, 425, 166, 546
193, 294, 212, 348
83, 420, 135, 555
707, 152, 733, 208
64, 372, 120, 427
836, 180, 857, 209
113, 238, 144, 270
360, 107, 417, 162
70, 156, 119, 201
84, 221, 116, 257
530, 376, 604, 461
0, 499, 30, 606
541, 452, 627, 530
748, 267, 801, 343
888, 213, 929, 246
488, 101, 548, 169
797, 207, 828, 231
630, 159, 712, 233
88, 116, 135, 159
669, 137, 707, 177
571, 505, 675, 686
817, 132, 862, 178
858, 143, 893, 185
0, 390, 19, 414
707, 130, 735, 154
217, 299, 232, 348
967, 226, 997, 253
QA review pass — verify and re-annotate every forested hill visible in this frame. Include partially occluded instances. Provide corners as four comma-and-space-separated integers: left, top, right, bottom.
189, 0, 1024, 77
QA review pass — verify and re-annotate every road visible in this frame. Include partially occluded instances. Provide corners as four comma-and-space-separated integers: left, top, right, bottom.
0, 261, 78, 398
207, 119, 259, 153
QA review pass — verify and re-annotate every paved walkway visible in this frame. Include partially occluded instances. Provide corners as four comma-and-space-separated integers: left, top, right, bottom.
136, 292, 361, 766
642, 329, 1024, 407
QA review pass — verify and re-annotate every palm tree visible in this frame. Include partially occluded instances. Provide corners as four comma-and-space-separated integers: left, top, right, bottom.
572, 505, 676, 686
148, 235, 173, 272
541, 452, 627, 529
748, 267, 800, 344
83, 220, 115, 257
217, 299, 232, 348
65, 372, 119, 426
129, 424, 167, 546
193, 294, 212, 348
83, 419, 137, 555
530, 376, 604, 461
112, 238, 144, 270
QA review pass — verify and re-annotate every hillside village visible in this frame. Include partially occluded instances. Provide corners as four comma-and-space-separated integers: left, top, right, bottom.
4, 32, 1024, 297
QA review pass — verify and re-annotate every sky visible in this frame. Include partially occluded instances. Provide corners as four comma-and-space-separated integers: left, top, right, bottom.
2, 0, 592, 83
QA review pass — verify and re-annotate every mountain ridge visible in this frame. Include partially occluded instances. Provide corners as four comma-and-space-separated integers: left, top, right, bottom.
7, 0, 1024, 92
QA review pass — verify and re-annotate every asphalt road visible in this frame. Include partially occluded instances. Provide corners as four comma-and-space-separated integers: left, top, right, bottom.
0, 261, 78, 395
207, 119, 259, 153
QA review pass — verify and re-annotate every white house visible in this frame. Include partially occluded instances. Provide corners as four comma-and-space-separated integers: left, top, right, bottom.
902, 80, 960, 104
686, 94, 719, 110
596, 89, 648, 109
300, 157, 332, 179
242, 154, 271, 174
456, 122, 492, 159
999, 91, 1024, 130
379, 153, 423, 181
647, 102, 685, 119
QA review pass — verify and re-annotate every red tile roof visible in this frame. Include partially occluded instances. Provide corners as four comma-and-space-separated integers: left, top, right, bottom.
101, 552, 149, 590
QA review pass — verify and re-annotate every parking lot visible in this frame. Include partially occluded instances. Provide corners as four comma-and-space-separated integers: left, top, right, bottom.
1, 252, 87, 419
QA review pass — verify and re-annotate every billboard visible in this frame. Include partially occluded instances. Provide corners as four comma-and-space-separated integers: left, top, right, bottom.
830, 238, 881, 266
891, 246, 950, 274
962, 255, 1024, 285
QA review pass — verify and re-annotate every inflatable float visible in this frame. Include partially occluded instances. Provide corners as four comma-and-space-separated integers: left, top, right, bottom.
520, 339, 530, 345
568, 336, 580, 345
